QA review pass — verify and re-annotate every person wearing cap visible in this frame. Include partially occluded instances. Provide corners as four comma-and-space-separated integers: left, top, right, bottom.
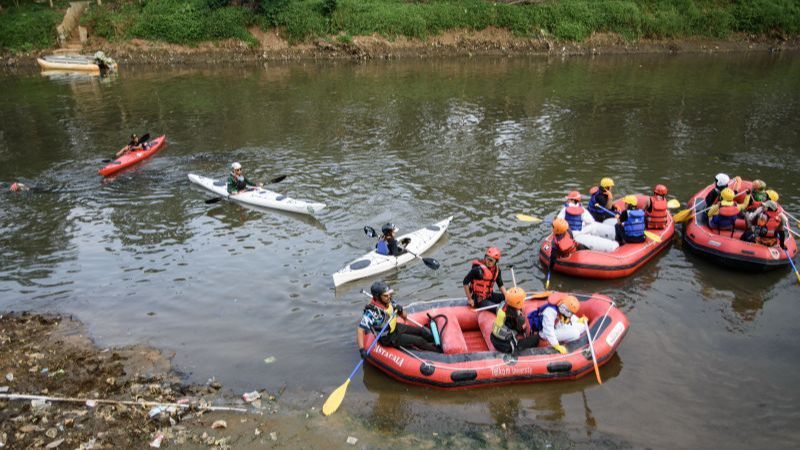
375, 223, 410, 256
490, 287, 539, 354
588, 177, 618, 222
463, 247, 508, 309
226, 162, 261, 195
357, 281, 439, 356
556, 191, 595, 232
116, 134, 146, 157
708, 188, 743, 234
703, 173, 730, 218
742, 199, 789, 249
614, 195, 647, 245
528, 294, 587, 354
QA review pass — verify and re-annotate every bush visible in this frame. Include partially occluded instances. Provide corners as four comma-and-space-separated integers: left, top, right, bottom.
127, 0, 255, 45
0, 3, 61, 52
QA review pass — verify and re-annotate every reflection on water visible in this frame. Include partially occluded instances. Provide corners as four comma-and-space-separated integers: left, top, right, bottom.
1, 53, 800, 448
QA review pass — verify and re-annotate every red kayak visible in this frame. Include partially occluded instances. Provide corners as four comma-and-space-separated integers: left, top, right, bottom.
362, 292, 629, 389
98, 135, 167, 177
538, 194, 674, 279
683, 180, 798, 271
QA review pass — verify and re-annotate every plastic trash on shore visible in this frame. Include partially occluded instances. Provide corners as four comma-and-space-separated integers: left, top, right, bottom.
242, 391, 261, 402
149, 432, 164, 448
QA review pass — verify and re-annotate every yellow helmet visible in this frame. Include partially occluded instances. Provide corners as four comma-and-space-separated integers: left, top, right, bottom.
624, 195, 638, 206
600, 177, 615, 189
720, 188, 735, 202
505, 287, 526, 309
766, 189, 779, 202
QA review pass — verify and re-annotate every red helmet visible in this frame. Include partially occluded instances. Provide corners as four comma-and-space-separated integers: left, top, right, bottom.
566, 191, 582, 202
485, 247, 501, 261
654, 184, 668, 196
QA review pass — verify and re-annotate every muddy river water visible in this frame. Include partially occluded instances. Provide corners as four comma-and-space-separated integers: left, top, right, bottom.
1, 53, 799, 448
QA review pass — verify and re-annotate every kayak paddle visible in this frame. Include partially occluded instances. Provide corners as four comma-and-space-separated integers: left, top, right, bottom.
204, 174, 288, 204
363, 225, 440, 270
102, 133, 150, 163
322, 313, 395, 416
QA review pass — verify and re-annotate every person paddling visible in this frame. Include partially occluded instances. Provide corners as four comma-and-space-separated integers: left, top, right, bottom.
357, 281, 439, 355
528, 294, 587, 355
116, 134, 147, 158
615, 196, 646, 245
463, 247, 507, 309
489, 287, 539, 354
588, 177, 617, 222
226, 162, 262, 195
375, 223, 410, 256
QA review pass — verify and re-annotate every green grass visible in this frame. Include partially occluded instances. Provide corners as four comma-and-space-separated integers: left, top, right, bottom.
2, 0, 800, 52
0, 3, 62, 53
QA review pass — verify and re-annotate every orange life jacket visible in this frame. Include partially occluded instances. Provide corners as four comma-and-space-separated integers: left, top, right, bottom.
754, 210, 782, 246
469, 260, 498, 301
554, 231, 577, 257
645, 195, 668, 229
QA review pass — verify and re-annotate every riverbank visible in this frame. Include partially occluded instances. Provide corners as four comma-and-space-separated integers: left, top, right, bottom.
4, 29, 799, 69
0, 312, 583, 449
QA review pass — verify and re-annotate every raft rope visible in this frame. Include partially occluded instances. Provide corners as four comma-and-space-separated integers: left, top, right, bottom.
391, 297, 617, 372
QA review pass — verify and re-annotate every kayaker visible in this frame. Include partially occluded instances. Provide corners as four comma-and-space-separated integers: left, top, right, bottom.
703, 173, 730, 219
556, 191, 594, 232
116, 134, 147, 157
644, 184, 669, 229
463, 247, 508, 309
528, 294, 587, 354
588, 177, 617, 222
707, 188, 742, 234
375, 223, 410, 256
489, 287, 539, 354
742, 200, 789, 249
226, 162, 262, 195
357, 281, 439, 355
614, 196, 646, 245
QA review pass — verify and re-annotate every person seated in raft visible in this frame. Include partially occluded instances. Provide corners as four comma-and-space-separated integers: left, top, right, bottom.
743, 179, 768, 212
357, 281, 439, 356
557, 191, 595, 232
588, 177, 618, 222
226, 162, 262, 195
614, 196, 647, 245
375, 223, 411, 256
463, 247, 507, 309
644, 184, 669, 229
490, 287, 539, 354
528, 294, 587, 355
707, 188, 743, 235
116, 134, 149, 157
703, 173, 730, 219
549, 218, 591, 264
742, 200, 789, 250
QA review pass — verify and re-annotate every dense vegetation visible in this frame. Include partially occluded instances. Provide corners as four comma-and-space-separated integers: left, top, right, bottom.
2, 0, 799, 53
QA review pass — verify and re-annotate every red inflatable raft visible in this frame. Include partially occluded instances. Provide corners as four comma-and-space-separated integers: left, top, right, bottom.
98, 135, 167, 177
683, 180, 798, 271
361, 292, 629, 389
537, 194, 674, 279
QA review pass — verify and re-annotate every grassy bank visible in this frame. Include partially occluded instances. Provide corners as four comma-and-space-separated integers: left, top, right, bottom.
2, 0, 800, 53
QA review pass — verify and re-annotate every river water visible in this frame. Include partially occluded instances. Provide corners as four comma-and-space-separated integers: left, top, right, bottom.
1, 53, 799, 448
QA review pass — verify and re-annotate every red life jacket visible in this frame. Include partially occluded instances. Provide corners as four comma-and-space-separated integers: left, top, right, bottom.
554, 231, 577, 257
645, 196, 668, 229
755, 210, 782, 246
469, 260, 498, 301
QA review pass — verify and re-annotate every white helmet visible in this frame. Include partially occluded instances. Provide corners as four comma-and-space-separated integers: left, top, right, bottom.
714, 173, 729, 187
231, 162, 242, 171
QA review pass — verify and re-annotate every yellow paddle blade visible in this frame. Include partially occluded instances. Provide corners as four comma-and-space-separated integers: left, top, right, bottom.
672, 208, 693, 223
644, 231, 662, 243
516, 214, 541, 223
667, 199, 681, 209
322, 378, 351, 416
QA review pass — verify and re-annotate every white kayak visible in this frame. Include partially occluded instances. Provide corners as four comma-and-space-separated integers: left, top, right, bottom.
188, 173, 326, 216
332, 216, 453, 287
